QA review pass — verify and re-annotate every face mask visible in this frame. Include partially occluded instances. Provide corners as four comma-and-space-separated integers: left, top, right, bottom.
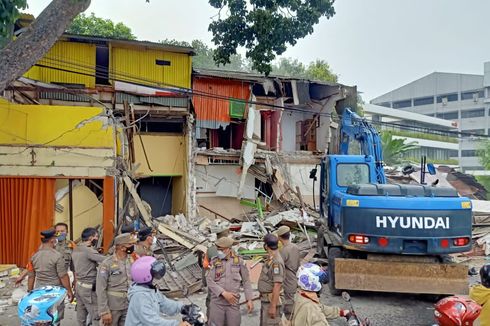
90, 238, 98, 247
125, 245, 135, 254
217, 250, 226, 259
57, 232, 67, 242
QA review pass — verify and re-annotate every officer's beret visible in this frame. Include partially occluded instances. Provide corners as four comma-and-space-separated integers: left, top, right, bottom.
114, 233, 137, 245
40, 228, 56, 240
264, 234, 279, 250
138, 227, 153, 240
275, 225, 290, 237
215, 237, 237, 249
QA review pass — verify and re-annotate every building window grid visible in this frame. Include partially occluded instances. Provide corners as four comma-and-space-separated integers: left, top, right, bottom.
436, 93, 459, 103
461, 108, 485, 119
393, 99, 412, 109
461, 90, 485, 101
413, 96, 434, 106
461, 150, 477, 157
435, 111, 459, 120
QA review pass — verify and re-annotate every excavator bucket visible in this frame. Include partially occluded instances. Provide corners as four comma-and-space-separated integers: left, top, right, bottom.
334, 258, 469, 295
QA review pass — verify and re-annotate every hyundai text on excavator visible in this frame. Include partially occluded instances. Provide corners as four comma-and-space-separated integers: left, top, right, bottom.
316, 107, 472, 295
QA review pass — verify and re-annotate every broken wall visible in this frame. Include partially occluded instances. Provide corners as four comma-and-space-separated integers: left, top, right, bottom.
195, 164, 255, 220
284, 163, 320, 207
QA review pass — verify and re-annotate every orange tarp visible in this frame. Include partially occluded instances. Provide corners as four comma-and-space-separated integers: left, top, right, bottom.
0, 178, 55, 267
193, 77, 250, 129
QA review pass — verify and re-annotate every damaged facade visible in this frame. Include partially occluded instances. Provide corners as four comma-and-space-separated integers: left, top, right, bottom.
1, 34, 195, 266
192, 68, 357, 219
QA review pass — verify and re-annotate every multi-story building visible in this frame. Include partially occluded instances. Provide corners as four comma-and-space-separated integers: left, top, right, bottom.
364, 103, 459, 164
370, 62, 490, 174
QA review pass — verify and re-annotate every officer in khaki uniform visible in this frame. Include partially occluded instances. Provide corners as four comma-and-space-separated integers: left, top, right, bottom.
275, 225, 300, 319
27, 229, 74, 321
258, 234, 285, 326
54, 222, 75, 273
96, 233, 137, 326
134, 227, 154, 257
206, 237, 254, 326
72, 227, 106, 326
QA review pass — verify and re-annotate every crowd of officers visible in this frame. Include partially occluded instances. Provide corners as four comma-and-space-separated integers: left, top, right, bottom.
22, 222, 347, 326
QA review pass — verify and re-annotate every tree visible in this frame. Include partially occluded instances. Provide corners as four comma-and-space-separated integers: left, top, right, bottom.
0, 0, 335, 93
381, 131, 419, 166
477, 141, 490, 170
161, 39, 248, 71
272, 57, 306, 77
305, 59, 337, 83
209, 0, 335, 74
0, 0, 27, 47
0, 0, 91, 93
67, 12, 136, 40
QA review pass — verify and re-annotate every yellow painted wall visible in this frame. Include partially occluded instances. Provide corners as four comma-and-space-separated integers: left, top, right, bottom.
0, 103, 114, 148
133, 134, 186, 176
24, 41, 96, 88
172, 176, 186, 214
111, 46, 192, 89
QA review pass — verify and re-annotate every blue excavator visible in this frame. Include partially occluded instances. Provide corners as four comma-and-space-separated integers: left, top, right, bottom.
317, 108, 472, 295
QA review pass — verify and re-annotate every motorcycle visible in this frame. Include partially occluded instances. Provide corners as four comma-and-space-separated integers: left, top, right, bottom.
18, 286, 67, 326
181, 303, 206, 326
342, 292, 371, 326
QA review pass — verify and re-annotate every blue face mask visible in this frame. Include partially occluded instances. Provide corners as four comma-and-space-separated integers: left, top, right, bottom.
57, 232, 67, 242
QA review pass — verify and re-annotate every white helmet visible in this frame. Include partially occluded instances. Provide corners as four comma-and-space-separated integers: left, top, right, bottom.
297, 263, 326, 292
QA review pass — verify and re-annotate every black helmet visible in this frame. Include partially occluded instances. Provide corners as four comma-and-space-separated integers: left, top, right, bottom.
480, 264, 490, 288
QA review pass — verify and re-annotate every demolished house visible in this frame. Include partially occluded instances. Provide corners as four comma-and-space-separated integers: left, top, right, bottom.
192, 68, 358, 221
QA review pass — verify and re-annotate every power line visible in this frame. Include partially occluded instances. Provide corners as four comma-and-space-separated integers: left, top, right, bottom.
14, 56, 490, 140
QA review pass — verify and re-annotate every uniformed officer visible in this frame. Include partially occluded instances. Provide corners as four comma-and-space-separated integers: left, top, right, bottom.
96, 233, 137, 326
275, 225, 300, 319
206, 237, 254, 326
27, 228, 74, 321
134, 227, 155, 257
203, 225, 230, 319
72, 227, 106, 326
258, 234, 285, 326
54, 222, 75, 273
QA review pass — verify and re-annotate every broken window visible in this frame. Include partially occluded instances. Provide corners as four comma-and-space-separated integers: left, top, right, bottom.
296, 119, 317, 151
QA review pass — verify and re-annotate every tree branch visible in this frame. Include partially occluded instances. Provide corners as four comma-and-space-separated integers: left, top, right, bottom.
0, 0, 91, 93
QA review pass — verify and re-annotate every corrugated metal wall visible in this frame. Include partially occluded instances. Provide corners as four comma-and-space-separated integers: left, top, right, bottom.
193, 77, 250, 129
0, 178, 55, 267
24, 41, 96, 88
111, 46, 192, 89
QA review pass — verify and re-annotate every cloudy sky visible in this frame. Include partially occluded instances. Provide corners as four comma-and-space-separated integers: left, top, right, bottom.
28, 0, 490, 100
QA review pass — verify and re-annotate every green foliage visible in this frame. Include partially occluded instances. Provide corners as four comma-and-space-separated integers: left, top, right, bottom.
305, 59, 337, 83
209, 0, 335, 75
272, 57, 337, 82
66, 12, 136, 40
380, 131, 419, 166
476, 176, 490, 199
387, 130, 459, 144
477, 140, 490, 170
0, 0, 27, 39
161, 38, 249, 71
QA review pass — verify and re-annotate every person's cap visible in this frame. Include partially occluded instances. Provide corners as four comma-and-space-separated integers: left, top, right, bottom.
114, 233, 137, 245
264, 234, 279, 250
138, 227, 153, 239
275, 226, 290, 237
40, 228, 56, 240
215, 237, 237, 249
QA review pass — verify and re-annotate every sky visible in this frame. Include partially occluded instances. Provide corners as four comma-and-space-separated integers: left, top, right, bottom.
28, 0, 490, 101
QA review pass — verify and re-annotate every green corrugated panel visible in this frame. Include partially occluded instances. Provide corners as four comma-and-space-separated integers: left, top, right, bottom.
229, 99, 246, 118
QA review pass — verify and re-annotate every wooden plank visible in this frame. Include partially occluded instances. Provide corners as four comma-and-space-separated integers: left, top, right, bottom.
123, 176, 206, 252
335, 258, 469, 295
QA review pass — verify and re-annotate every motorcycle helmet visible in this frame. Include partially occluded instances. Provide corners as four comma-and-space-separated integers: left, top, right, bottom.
297, 263, 327, 292
480, 264, 490, 288
434, 295, 481, 326
18, 286, 67, 326
131, 256, 166, 284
